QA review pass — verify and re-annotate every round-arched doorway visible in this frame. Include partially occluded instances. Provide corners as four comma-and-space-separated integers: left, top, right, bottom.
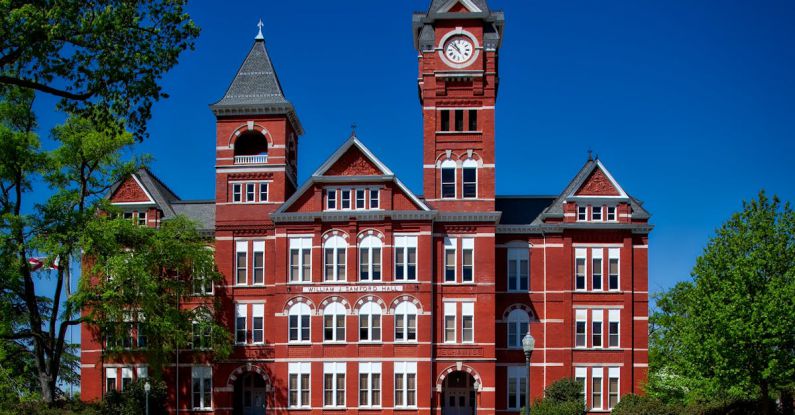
233, 372, 267, 415
442, 371, 477, 415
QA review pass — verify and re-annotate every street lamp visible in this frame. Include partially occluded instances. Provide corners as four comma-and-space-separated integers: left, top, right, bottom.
522, 332, 535, 413
144, 381, 151, 415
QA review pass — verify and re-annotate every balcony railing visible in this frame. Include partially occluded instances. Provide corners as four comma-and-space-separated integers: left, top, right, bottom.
234, 154, 268, 165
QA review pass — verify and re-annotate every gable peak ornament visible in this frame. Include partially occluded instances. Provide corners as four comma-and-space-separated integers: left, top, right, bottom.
255, 19, 264, 40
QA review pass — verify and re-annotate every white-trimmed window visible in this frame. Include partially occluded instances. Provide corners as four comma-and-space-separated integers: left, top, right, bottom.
246, 183, 256, 202
575, 248, 587, 291
575, 367, 587, 404
592, 205, 603, 221
444, 237, 456, 282
592, 368, 603, 410
327, 189, 337, 210
232, 183, 242, 203
105, 368, 117, 392
507, 309, 530, 349
507, 247, 529, 291
235, 303, 247, 344
121, 367, 133, 390
394, 362, 417, 408
441, 159, 456, 199
462, 159, 477, 198
577, 205, 587, 221
507, 366, 528, 410
462, 238, 474, 283
575, 309, 587, 348
323, 362, 346, 408
359, 302, 382, 342
369, 189, 380, 209
252, 304, 264, 344
323, 235, 347, 282
444, 302, 456, 343
359, 235, 382, 281
253, 241, 265, 285
136, 212, 146, 226
341, 189, 351, 210
323, 302, 346, 342
288, 362, 311, 408
461, 302, 474, 343
288, 303, 311, 343
592, 248, 603, 291
259, 183, 268, 202
608, 367, 620, 409
192, 317, 211, 350
192, 267, 213, 295
394, 235, 417, 281
607, 206, 616, 221
356, 189, 366, 209
137, 367, 148, 380
608, 248, 620, 291
289, 238, 312, 283
359, 362, 381, 407
192, 366, 212, 410
608, 309, 620, 348
592, 309, 603, 348
236, 241, 247, 285
394, 301, 417, 342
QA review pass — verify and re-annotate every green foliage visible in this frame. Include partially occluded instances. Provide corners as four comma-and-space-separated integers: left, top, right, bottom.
528, 378, 586, 415
0, 1, 201, 140
99, 380, 166, 415
648, 191, 795, 411
613, 394, 779, 415
612, 394, 675, 415
0, 399, 99, 415
529, 399, 585, 415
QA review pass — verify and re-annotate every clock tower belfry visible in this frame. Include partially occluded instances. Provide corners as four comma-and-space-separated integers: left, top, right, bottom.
413, 0, 504, 212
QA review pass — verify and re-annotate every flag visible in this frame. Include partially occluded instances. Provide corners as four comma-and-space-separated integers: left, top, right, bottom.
28, 257, 44, 271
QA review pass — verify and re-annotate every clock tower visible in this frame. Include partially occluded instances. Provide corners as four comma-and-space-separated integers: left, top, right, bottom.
413, 0, 504, 212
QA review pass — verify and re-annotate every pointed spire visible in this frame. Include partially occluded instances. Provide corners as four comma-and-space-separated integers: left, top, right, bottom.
350, 122, 358, 139
255, 19, 264, 41
587, 149, 593, 161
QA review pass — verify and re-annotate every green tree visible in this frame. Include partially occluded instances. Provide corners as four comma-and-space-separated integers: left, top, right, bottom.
527, 378, 586, 415
0, 0, 200, 140
648, 191, 795, 414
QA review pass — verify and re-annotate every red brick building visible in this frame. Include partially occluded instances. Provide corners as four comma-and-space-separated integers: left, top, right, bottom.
81, 1, 651, 414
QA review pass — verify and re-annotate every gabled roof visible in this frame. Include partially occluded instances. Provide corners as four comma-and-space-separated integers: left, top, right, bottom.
533, 158, 650, 225
413, 0, 504, 51
429, 0, 490, 14
210, 37, 303, 134
273, 134, 431, 216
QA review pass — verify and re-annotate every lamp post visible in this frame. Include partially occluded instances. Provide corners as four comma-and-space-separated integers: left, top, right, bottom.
144, 381, 151, 415
522, 332, 535, 414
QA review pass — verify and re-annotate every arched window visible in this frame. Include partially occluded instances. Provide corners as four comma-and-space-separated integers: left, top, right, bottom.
359, 302, 382, 342
441, 159, 456, 199
507, 247, 529, 292
462, 159, 477, 198
323, 302, 346, 342
323, 235, 347, 282
394, 301, 418, 342
359, 235, 382, 281
506, 309, 531, 348
234, 131, 268, 164
288, 303, 311, 343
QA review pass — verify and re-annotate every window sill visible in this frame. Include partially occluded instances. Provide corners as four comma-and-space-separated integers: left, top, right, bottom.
288, 342, 312, 346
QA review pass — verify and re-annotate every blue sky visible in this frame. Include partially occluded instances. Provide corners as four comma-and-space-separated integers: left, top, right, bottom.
34, 0, 795, 296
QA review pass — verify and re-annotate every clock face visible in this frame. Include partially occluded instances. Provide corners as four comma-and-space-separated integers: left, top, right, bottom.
444, 37, 474, 64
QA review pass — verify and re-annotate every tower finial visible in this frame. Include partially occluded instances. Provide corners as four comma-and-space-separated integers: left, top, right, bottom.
587, 148, 593, 161
350, 122, 358, 138
255, 19, 264, 40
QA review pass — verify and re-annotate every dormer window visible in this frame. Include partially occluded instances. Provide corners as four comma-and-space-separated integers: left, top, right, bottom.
607, 206, 616, 221
355, 189, 366, 209
327, 190, 337, 210
592, 206, 603, 221
341, 190, 351, 210
577, 206, 587, 221
369, 190, 380, 209
325, 187, 382, 211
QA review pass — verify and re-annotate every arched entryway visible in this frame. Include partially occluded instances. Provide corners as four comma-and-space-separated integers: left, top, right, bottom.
442, 371, 477, 415
233, 372, 267, 415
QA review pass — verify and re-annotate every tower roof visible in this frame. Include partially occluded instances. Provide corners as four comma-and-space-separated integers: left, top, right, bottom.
210, 34, 303, 134
413, 0, 504, 51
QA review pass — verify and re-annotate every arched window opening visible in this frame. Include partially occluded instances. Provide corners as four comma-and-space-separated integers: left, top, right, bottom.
441, 159, 456, 199
323, 235, 347, 282
506, 309, 531, 349
323, 302, 346, 342
359, 302, 382, 342
288, 303, 311, 343
234, 130, 268, 164
394, 301, 418, 342
462, 159, 477, 198
359, 235, 382, 282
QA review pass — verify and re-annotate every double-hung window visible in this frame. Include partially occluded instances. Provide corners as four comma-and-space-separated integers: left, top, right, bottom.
359, 302, 382, 342
192, 318, 211, 350
288, 303, 311, 343
394, 236, 417, 281
577, 205, 587, 221
507, 247, 529, 291
608, 309, 620, 348
394, 301, 417, 342
369, 189, 380, 209
136, 212, 146, 226
592, 248, 603, 291
575, 368, 587, 404
341, 189, 351, 210
444, 237, 456, 282
607, 206, 616, 221
252, 241, 265, 285
323, 303, 346, 342
232, 183, 242, 203
441, 160, 456, 198
575, 248, 587, 291
462, 238, 474, 283
608, 368, 620, 409
592, 309, 603, 348
507, 309, 530, 349
323, 362, 346, 408
507, 366, 528, 410
394, 362, 417, 408
359, 235, 382, 281
323, 235, 347, 282
246, 183, 256, 203
259, 183, 268, 202
355, 189, 366, 209
288, 363, 311, 408
592, 368, 603, 410
327, 189, 337, 210
359, 362, 381, 407
443, 302, 456, 343
462, 159, 477, 198
235, 241, 247, 285
461, 302, 474, 343
608, 248, 620, 291
106, 368, 117, 392
289, 238, 312, 283
592, 205, 603, 221
192, 367, 212, 410
121, 367, 133, 390
252, 304, 264, 344
235, 304, 247, 344
575, 310, 587, 348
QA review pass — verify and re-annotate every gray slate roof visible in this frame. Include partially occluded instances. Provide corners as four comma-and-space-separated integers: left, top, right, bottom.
496, 196, 557, 225
171, 201, 215, 233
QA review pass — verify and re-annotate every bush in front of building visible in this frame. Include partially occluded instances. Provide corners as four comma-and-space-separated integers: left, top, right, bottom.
99, 380, 167, 415
526, 378, 586, 415
613, 394, 783, 415
611, 394, 675, 415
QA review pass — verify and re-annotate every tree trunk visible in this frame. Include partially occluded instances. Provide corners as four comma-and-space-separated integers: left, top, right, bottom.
761, 381, 773, 415
782, 389, 794, 415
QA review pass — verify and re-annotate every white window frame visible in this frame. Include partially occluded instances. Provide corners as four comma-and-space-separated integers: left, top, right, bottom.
575, 309, 587, 348
232, 183, 242, 203
245, 182, 256, 203
608, 367, 620, 409
608, 248, 620, 291
461, 238, 474, 283
137, 367, 148, 380
355, 188, 366, 209
341, 189, 351, 210
323, 235, 347, 282
369, 189, 380, 209
235, 303, 247, 344
358, 362, 382, 408
575, 367, 587, 405
393, 362, 417, 408
136, 211, 146, 226
507, 247, 529, 292
288, 362, 311, 408
105, 368, 117, 392
323, 302, 346, 343
444, 237, 457, 283
577, 205, 587, 221
592, 368, 604, 410
121, 367, 133, 390
252, 241, 265, 285
235, 241, 247, 286
259, 182, 268, 202
575, 248, 587, 291
289, 237, 312, 283
608, 309, 620, 348
252, 303, 265, 344
461, 302, 474, 343
443, 302, 456, 343
192, 366, 212, 410
592, 205, 603, 221
607, 205, 616, 221
507, 366, 528, 410
394, 301, 418, 342
440, 159, 456, 199
358, 235, 382, 282
288, 303, 311, 343
394, 235, 418, 282
592, 309, 604, 349
462, 159, 478, 199
507, 309, 531, 349
592, 248, 603, 291
359, 302, 382, 343
323, 362, 346, 408
327, 189, 337, 210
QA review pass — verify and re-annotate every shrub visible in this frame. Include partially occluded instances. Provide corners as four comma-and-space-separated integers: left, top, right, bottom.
99, 379, 167, 415
527, 378, 586, 415
612, 394, 675, 415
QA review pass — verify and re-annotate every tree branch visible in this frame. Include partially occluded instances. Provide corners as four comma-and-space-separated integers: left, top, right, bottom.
0, 76, 96, 101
